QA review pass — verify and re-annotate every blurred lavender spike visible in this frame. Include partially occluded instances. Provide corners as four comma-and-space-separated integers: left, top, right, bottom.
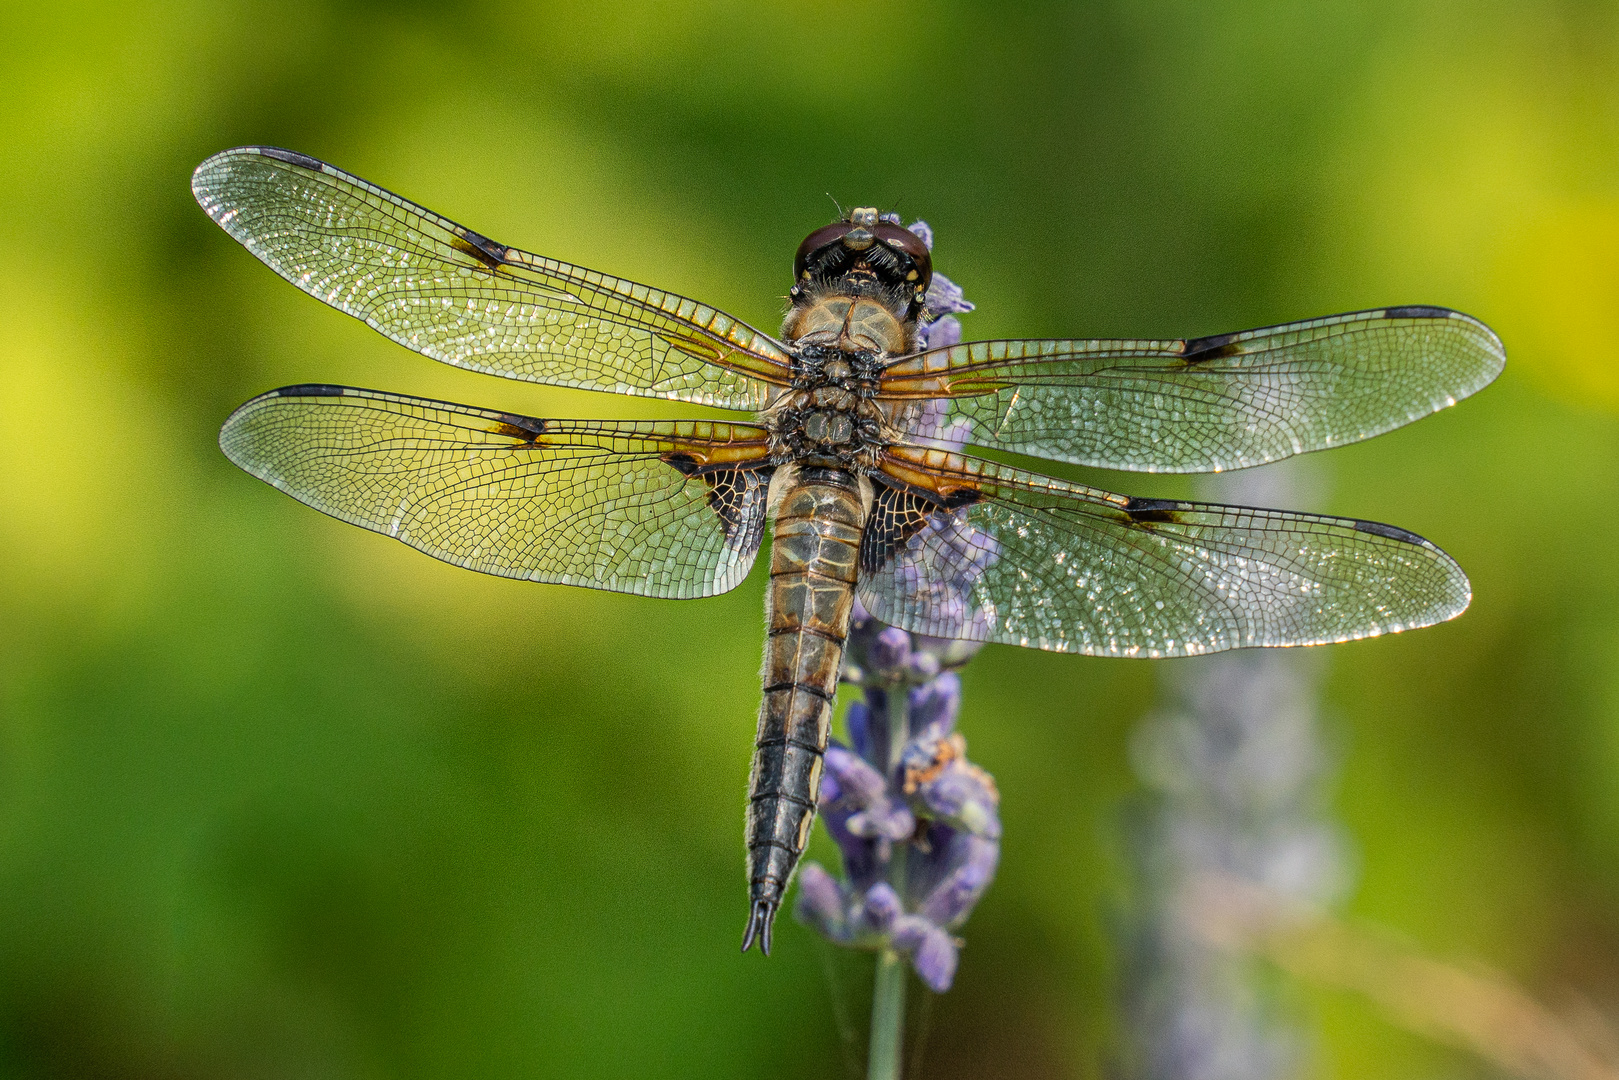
1117, 459, 1351, 1080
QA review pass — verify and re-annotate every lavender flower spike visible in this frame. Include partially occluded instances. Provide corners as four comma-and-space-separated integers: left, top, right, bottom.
794, 596, 1000, 993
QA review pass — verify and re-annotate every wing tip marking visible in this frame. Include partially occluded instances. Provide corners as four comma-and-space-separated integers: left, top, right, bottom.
1350, 517, 1431, 546
1381, 304, 1455, 320
256, 146, 328, 172
273, 383, 350, 398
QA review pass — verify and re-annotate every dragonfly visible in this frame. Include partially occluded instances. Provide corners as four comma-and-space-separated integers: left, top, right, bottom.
193, 147, 1504, 956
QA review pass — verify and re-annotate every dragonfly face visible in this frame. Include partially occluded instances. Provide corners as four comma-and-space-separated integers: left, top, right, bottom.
194, 147, 1505, 957
791, 206, 933, 320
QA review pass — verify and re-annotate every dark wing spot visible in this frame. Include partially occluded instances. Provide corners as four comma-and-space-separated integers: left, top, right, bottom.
863, 483, 938, 573
1352, 517, 1432, 547
861, 481, 979, 573
1382, 305, 1454, 320
451, 228, 509, 270
488, 414, 547, 442
1181, 332, 1244, 363
258, 147, 327, 172
1124, 496, 1188, 525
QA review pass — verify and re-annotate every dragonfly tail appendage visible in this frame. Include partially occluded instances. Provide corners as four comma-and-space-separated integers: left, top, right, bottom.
743, 468, 865, 955
741, 899, 777, 955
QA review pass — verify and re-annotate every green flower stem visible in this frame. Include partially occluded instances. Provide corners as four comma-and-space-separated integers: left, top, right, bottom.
868, 685, 912, 1080
884, 685, 911, 773
868, 948, 908, 1080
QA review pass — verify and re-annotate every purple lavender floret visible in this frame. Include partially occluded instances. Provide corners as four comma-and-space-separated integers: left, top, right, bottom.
912, 828, 999, 929
900, 724, 1002, 841
825, 745, 915, 852
854, 373, 1005, 649
844, 600, 987, 686
908, 673, 961, 740
883, 514, 1003, 644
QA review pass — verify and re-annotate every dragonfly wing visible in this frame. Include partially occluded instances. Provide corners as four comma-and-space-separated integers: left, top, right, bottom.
221, 386, 774, 598
194, 147, 793, 411
858, 445, 1469, 656
879, 307, 1504, 472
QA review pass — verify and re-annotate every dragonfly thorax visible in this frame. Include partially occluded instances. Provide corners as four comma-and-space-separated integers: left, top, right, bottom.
784, 290, 916, 357
766, 343, 887, 466
803, 409, 855, 446
772, 285, 908, 467
767, 393, 885, 466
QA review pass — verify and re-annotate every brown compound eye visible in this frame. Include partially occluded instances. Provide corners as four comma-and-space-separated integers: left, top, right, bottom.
874, 223, 933, 293
793, 223, 854, 281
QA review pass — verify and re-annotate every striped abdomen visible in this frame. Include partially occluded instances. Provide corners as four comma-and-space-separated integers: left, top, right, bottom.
741, 466, 865, 954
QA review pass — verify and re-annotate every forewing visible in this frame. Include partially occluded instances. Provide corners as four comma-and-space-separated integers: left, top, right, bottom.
220, 386, 774, 598
193, 147, 793, 410
859, 446, 1469, 656
879, 307, 1504, 472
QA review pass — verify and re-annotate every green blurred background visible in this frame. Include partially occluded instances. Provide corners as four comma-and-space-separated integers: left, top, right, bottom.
2, 1, 1617, 1076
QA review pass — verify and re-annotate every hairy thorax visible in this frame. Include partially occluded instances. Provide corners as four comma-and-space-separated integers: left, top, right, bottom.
766, 287, 914, 469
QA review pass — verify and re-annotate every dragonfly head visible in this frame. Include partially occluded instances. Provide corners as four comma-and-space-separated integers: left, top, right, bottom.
791, 207, 933, 320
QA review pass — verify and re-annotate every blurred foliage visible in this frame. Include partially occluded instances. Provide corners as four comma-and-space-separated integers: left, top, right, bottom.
0, 1, 1617, 1076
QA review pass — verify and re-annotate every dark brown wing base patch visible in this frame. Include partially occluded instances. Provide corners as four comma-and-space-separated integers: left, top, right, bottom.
861, 479, 981, 575
664, 454, 775, 545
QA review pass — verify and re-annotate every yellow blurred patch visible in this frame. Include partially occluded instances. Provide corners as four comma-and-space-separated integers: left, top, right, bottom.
1491, 202, 1619, 414
0, 272, 178, 618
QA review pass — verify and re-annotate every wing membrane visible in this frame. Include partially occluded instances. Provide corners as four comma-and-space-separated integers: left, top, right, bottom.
220, 385, 774, 597
193, 147, 793, 410
859, 445, 1469, 656
879, 307, 1504, 472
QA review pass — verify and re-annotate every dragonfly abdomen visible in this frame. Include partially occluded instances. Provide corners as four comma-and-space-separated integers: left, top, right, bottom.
742, 466, 865, 954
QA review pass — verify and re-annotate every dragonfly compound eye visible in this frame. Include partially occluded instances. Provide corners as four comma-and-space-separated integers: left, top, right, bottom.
794, 222, 855, 282
874, 223, 932, 295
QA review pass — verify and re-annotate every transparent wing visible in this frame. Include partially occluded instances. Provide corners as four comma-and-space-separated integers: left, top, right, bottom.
879, 307, 1504, 472
220, 385, 775, 598
858, 445, 1469, 657
194, 147, 793, 411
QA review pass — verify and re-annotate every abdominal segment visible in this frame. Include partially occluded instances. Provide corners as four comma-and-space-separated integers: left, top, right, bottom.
742, 467, 864, 954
